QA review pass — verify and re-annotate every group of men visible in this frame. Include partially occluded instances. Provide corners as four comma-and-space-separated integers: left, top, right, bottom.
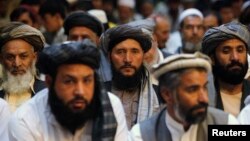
0, 7, 250, 141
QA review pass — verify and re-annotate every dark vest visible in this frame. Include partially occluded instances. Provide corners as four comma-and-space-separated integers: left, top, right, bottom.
0, 78, 46, 98
140, 107, 228, 141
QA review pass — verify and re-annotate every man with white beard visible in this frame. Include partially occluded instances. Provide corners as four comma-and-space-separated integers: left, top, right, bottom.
0, 22, 46, 112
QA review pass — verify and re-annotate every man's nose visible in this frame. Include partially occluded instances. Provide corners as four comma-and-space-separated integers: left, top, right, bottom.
13, 57, 21, 67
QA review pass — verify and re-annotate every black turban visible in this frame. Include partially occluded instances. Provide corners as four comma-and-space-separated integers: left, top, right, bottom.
100, 24, 152, 55
63, 10, 104, 37
0, 22, 45, 52
37, 39, 100, 76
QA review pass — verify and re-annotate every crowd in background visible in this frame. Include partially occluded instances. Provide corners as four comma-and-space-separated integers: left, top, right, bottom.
0, 0, 250, 141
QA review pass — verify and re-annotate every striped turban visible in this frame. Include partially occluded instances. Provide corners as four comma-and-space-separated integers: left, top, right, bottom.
202, 21, 250, 56
0, 22, 45, 52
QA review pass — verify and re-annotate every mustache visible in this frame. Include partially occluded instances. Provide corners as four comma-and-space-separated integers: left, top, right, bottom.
226, 61, 244, 69
10, 67, 25, 72
68, 95, 89, 105
120, 63, 136, 70
189, 102, 208, 112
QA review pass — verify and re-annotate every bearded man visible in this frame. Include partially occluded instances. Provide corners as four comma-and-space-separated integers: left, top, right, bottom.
8, 39, 129, 141
101, 24, 160, 129
202, 21, 250, 117
130, 52, 239, 141
0, 22, 46, 112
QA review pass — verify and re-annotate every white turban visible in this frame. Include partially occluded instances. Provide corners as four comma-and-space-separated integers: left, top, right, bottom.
118, 0, 135, 9
178, 8, 203, 26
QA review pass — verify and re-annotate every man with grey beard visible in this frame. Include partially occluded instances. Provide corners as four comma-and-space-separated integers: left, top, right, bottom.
165, 8, 205, 54
0, 22, 46, 112
131, 52, 239, 141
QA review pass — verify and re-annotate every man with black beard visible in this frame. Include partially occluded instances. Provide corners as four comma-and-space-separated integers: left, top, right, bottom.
0, 22, 46, 112
8, 40, 129, 141
130, 52, 239, 141
202, 21, 250, 117
101, 24, 160, 129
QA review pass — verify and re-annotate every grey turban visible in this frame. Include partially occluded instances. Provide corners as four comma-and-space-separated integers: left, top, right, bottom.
126, 18, 155, 35
37, 39, 100, 76
202, 21, 250, 56
100, 24, 152, 55
0, 22, 45, 52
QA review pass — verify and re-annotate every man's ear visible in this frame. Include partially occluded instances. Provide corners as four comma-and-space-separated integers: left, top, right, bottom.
160, 87, 173, 104
45, 75, 52, 87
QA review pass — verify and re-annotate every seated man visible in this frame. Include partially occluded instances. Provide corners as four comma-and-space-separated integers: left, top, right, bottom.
0, 22, 46, 112
8, 39, 129, 141
131, 52, 239, 141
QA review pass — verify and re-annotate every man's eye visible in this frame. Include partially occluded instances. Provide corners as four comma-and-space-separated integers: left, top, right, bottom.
63, 79, 74, 84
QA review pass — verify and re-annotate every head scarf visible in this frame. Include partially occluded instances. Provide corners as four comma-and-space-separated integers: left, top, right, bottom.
100, 24, 152, 55
202, 21, 250, 56
64, 10, 104, 36
0, 22, 45, 52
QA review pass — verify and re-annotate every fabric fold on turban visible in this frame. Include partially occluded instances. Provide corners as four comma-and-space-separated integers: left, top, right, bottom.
202, 21, 250, 55
0, 22, 45, 52
100, 24, 152, 55
37, 39, 100, 76
64, 10, 104, 36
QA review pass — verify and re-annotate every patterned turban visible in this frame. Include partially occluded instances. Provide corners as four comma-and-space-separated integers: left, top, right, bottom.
0, 22, 45, 52
202, 21, 250, 56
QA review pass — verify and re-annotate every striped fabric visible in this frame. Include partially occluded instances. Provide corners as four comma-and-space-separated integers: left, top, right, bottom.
202, 21, 250, 55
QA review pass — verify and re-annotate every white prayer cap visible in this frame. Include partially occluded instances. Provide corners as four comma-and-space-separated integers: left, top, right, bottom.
88, 9, 108, 24
152, 52, 211, 79
178, 8, 203, 25
118, 0, 135, 9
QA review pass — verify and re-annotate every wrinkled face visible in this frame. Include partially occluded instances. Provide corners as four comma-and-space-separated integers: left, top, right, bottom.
1, 39, 37, 76
174, 69, 208, 124
53, 64, 95, 112
110, 39, 144, 77
68, 26, 98, 44
154, 18, 171, 49
213, 38, 248, 84
181, 16, 204, 44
